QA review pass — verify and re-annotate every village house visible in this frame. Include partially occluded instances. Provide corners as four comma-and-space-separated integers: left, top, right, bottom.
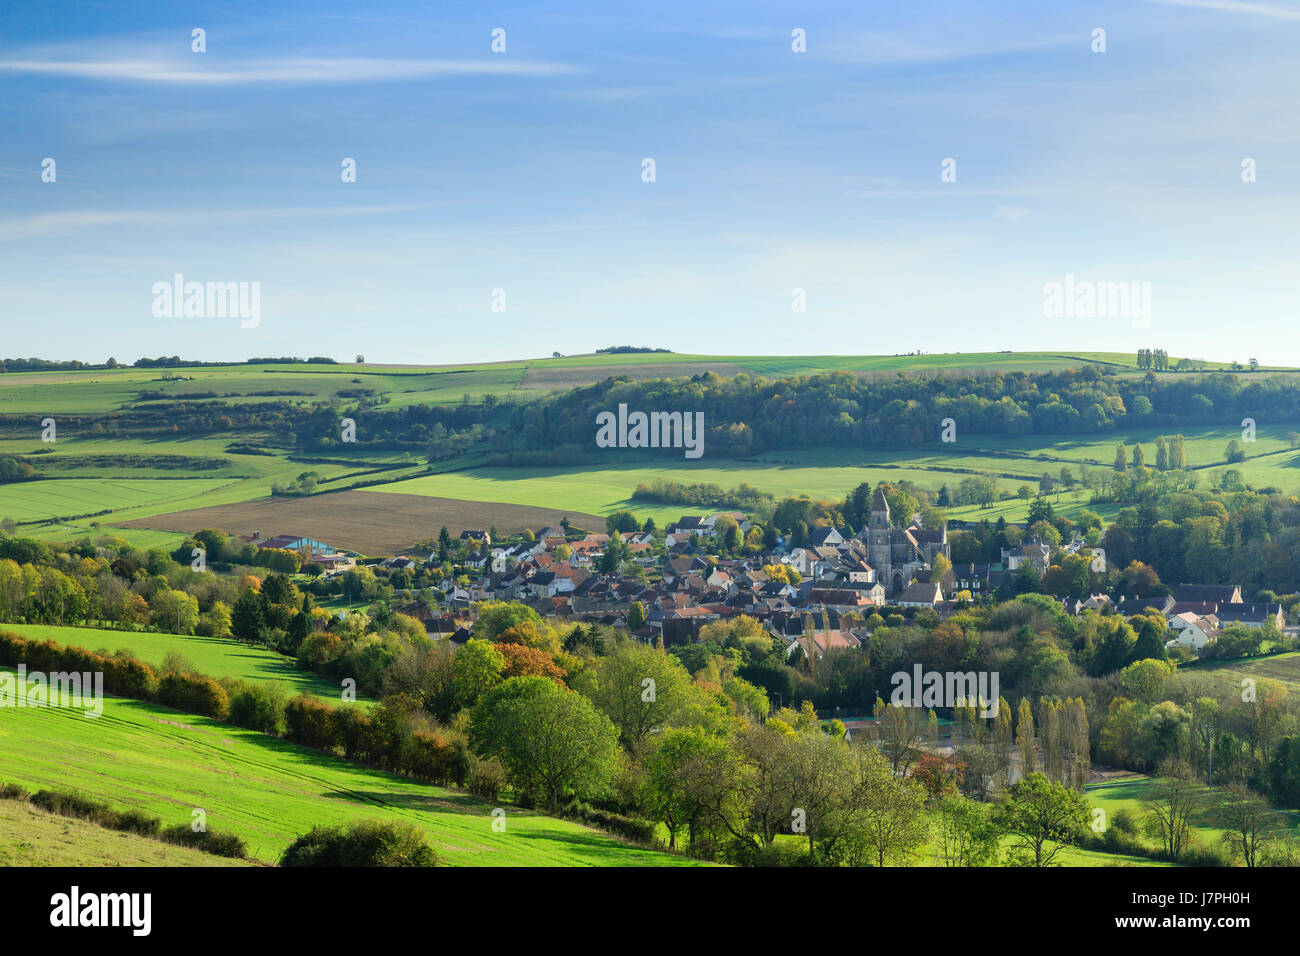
1214, 602, 1284, 630
702, 512, 751, 535
1115, 594, 1175, 617
896, 580, 944, 608
805, 588, 877, 612
1002, 538, 1051, 573
950, 562, 1006, 598
1169, 612, 1219, 650
1174, 583, 1243, 605
785, 628, 864, 663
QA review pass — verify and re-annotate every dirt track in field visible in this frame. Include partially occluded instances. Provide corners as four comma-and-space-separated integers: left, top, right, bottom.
116, 490, 605, 556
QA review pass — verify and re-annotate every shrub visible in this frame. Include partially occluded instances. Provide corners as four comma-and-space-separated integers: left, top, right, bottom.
111, 809, 162, 837
585, 809, 655, 844
280, 819, 439, 867
103, 654, 157, 698
227, 682, 288, 735
202, 831, 250, 858
466, 754, 507, 802
403, 728, 468, 786
0, 631, 27, 667
1111, 807, 1138, 836
160, 823, 248, 859
30, 789, 113, 823
285, 695, 339, 751
1180, 842, 1231, 867
0, 635, 157, 700
156, 672, 230, 720
559, 797, 655, 844
0, 782, 29, 801
332, 706, 377, 762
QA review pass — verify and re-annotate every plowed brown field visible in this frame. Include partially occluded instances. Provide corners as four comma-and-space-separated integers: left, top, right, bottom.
116, 489, 605, 555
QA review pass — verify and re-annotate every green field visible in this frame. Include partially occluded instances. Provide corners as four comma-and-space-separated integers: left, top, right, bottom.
1086, 771, 1300, 858
4, 354, 1298, 544
0, 798, 258, 867
762, 805, 1167, 866
0, 672, 707, 867
0, 352, 1278, 419
0, 476, 239, 523
1, 624, 357, 705
1179, 651, 1300, 696
371, 427, 1300, 531
0, 432, 424, 543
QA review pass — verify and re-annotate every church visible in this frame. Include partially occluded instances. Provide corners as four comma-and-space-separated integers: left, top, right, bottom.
861, 487, 950, 596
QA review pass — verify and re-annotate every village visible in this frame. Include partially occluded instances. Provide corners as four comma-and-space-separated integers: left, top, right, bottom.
266, 484, 1289, 671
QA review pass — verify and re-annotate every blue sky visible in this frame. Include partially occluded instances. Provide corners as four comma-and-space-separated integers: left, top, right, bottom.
1, 0, 1298, 365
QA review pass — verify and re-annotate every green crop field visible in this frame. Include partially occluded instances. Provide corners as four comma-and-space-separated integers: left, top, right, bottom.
0, 672, 708, 867
0, 477, 238, 522
0, 798, 258, 867
1, 624, 358, 705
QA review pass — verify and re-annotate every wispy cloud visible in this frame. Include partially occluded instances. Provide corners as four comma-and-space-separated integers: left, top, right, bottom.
0, 56, 578, 85
1142, 0, 1300, 18
0, 202, 445, 240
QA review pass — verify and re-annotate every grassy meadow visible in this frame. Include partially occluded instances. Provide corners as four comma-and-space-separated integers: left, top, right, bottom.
1179, 650, 1300, 696
0, 798, 258, 867
0, 672, 707, 867
1085, 771, 1300, 858
0, 624, 357, 705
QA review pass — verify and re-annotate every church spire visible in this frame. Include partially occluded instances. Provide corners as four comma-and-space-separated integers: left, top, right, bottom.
870, 486, 890, 528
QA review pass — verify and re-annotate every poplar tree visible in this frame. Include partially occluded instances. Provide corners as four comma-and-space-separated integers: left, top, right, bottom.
995, 697, 1014, 784
1041, 700, 1063, 783
1070, 699, 1091, 791
1171, 434, 1186, 469
1016, 698, 1036, 779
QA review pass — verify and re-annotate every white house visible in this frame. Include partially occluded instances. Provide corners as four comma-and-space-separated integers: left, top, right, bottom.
1169, 612, 1218, 650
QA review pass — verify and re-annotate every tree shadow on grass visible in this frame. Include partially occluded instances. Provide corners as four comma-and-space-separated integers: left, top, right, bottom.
317, 788, 487, 815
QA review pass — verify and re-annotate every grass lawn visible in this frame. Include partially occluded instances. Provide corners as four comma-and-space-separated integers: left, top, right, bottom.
0, 623, 357, 705
0, 672, 708, 867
